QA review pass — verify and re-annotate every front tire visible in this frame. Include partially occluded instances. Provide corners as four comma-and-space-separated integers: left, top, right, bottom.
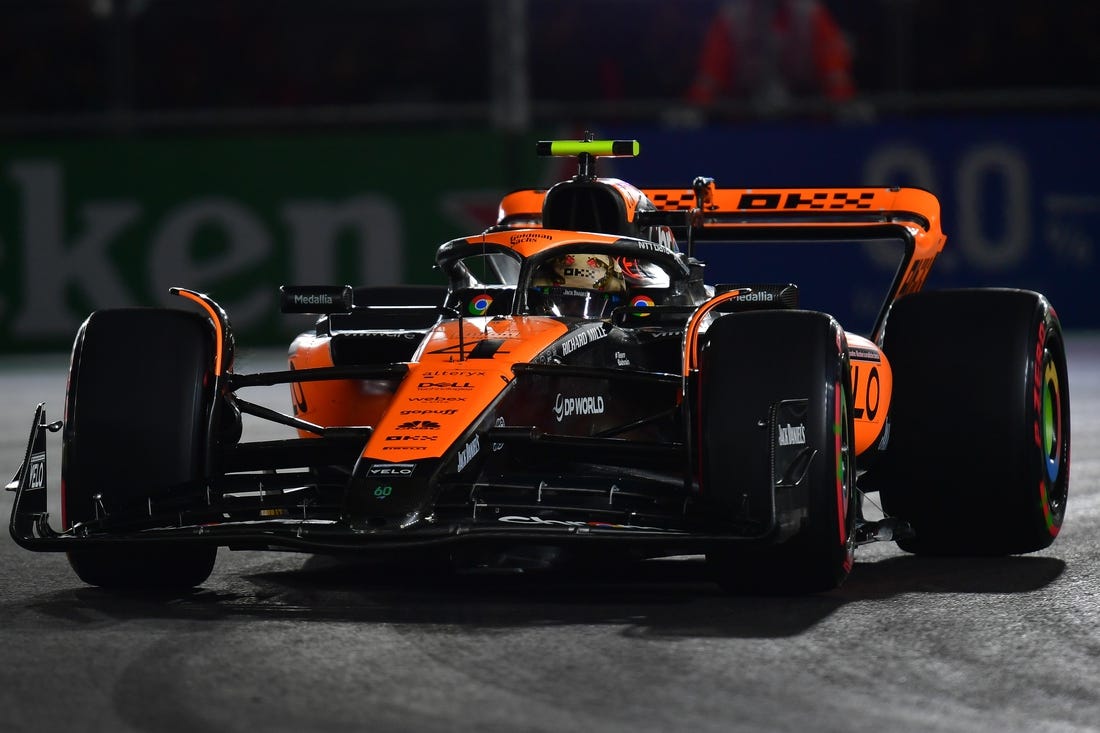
63, 308, 218, 589
698, 310, 857, 594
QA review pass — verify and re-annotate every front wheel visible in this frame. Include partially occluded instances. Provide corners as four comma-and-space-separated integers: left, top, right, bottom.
698, 310, 857, 594
63, 308, 219, 589
67, 545, 217, 591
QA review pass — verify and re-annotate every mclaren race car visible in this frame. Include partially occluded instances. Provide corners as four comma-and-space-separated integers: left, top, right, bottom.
7, 137, 1071, 594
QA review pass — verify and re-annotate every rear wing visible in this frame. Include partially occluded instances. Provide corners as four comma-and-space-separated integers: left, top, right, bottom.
499, 184, 942, 242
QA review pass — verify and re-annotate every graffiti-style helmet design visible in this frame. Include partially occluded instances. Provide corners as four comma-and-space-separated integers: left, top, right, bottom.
530, 253, 626, 318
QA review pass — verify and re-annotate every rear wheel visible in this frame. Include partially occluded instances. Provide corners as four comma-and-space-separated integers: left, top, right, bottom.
63, 308, 218, 589
874, 289, 1070, 555
699, 311, 857, 594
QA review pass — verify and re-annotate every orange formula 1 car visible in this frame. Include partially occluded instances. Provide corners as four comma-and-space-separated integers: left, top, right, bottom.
7, 138, 1070, 594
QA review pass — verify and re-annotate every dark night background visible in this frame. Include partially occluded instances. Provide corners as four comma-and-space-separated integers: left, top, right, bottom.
0, 0, 1096, 347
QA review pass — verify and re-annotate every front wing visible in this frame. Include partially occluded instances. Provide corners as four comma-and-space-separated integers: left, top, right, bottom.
7, 401, 820, 556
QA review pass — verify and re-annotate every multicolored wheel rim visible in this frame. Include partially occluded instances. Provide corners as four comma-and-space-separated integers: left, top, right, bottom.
1041, 360, 1063, 483
1038, 348, 1068, 536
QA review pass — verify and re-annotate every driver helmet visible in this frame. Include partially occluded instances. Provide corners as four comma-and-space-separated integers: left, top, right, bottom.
530, 253, 626, 318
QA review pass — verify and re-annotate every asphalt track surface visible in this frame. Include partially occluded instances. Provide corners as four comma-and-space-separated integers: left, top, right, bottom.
1, 339, 1099, 733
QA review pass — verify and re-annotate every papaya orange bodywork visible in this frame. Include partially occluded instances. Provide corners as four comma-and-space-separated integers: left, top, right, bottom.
846, 333, 892, 455
358, 316, 568, 463
290, 317, 569, 463
471, 228, 625, 258
288, 333, 396, 435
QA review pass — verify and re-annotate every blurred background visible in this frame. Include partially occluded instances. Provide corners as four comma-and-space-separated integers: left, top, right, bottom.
0, 0, 1097, 349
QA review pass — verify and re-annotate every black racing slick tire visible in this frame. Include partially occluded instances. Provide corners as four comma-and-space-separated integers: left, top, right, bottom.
698, 310, 857, 594
874, 289, 1070, 555
62, 308, 218, 589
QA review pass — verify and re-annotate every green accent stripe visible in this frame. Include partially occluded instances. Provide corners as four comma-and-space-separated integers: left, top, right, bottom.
536, 140, 640, 157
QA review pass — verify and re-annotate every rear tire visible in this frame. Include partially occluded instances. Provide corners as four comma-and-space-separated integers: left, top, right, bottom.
63, 308, 218, 589
875, 289, 1070, 555
699, 311, 857, 594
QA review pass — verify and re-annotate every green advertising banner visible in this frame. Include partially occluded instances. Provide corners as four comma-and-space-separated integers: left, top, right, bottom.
0, 130, 544, 351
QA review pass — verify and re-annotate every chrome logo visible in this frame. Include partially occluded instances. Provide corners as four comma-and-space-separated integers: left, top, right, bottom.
468, 294, 493, 315
630, 294, 655, 315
